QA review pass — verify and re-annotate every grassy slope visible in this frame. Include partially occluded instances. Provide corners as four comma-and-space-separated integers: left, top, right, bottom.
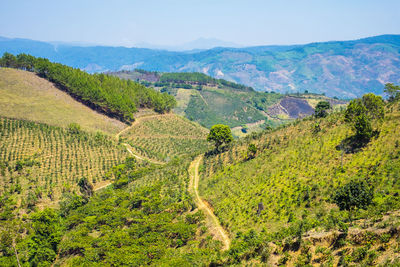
0, 117, 130, 209
120, 113, 209, 162
199, 103, 400, 264
0, 68, 126, 135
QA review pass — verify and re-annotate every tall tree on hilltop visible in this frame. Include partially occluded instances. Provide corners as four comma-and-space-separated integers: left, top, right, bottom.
207, 124, 233, 152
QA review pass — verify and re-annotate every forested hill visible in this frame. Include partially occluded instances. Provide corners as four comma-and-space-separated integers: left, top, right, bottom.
0, 53, 176, 123
110, 70, 254, 91
111, 69, 346, 134
1, 35, 400, 97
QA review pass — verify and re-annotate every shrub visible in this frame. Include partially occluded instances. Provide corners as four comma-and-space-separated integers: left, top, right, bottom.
314, 101, 331, 118
333, 180, 374, 211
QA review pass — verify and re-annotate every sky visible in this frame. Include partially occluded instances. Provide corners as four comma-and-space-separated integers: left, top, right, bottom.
1, 0, 400, 48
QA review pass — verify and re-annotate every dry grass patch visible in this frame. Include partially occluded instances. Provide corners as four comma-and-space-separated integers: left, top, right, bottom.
0, 68, 126, 135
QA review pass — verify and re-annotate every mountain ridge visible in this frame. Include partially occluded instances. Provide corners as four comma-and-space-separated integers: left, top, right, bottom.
1, 34, 399, 97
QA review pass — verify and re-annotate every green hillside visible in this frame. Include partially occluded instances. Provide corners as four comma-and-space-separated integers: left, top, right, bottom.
53, 157, 221, 266
1, 55, 400, 266
198, 99, 400, 265
111, 70, 346, 135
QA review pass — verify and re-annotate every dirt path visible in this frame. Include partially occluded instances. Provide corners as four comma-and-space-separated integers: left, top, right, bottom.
115, 114, 166, 141
115, 114, 166, 165
93, 181, 112, 191
123, 143, 164, 165
189, 155, 230, 250
198, 91, 209, 106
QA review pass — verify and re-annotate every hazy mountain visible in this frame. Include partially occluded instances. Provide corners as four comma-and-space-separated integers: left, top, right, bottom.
135, 37, 242, 51
1, 35, 400, 97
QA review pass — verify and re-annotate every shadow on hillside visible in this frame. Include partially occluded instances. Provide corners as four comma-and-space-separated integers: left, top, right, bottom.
204, 145, 232, 157
336, 131, 379, 154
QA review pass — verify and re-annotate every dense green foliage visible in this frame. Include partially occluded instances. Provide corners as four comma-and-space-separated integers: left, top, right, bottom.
314, 101, 331, 118
344, 93, 384, 139
333, 180, 374, 211
0, 53, 176, 122
160, 72, 215, 85
207, 124, 233, 152
0, 206, 63, 266
384, 83, 400, 102
56, 157, 219, 266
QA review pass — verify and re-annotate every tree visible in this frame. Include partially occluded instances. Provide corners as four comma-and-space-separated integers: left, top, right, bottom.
384, 83, 400, 102
333, 180, 373, 211
345, 100, 372, 139
344, 93, 384, 139
207, 124, 233, 152
361, 93, 384, 121
344, 99, 365, 123
0, 52, 17, 68
314, 101, 331, 118
28, 209, 62, 266
78, 177, 94, 200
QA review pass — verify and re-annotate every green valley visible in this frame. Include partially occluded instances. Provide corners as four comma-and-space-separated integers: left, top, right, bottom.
1, 54, 400, 266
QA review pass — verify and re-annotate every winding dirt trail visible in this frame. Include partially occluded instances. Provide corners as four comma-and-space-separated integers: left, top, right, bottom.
115, 114, 166, 165
122, 143, 164, 165
115, 114, 166, 140
189, 155, 231, 251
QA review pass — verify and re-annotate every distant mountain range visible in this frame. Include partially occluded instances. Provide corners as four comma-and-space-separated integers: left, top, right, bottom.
1, 35, 400, 97
135, 37, 242, 51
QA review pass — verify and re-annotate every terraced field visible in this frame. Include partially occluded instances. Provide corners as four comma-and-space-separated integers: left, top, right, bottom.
0, 117, 129, 208
120, 114, 209, 162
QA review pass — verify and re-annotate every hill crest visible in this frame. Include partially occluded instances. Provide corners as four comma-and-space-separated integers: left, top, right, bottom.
1, 34, 399, 97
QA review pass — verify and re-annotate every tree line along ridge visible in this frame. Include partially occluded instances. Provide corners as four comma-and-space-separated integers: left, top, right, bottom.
0, 53, 177, 123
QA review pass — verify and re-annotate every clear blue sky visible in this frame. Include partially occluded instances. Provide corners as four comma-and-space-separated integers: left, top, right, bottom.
1, 0, 399, 47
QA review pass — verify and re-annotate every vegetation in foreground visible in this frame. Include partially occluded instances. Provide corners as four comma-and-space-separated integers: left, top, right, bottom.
0, 156, 223, 266
199, 92, 400, 265
1, 60, 400, 266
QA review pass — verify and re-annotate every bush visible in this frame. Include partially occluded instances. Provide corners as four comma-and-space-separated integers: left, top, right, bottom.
333, 180, 374, 211
314, 101, 331, 118
247, 144, 257, 160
